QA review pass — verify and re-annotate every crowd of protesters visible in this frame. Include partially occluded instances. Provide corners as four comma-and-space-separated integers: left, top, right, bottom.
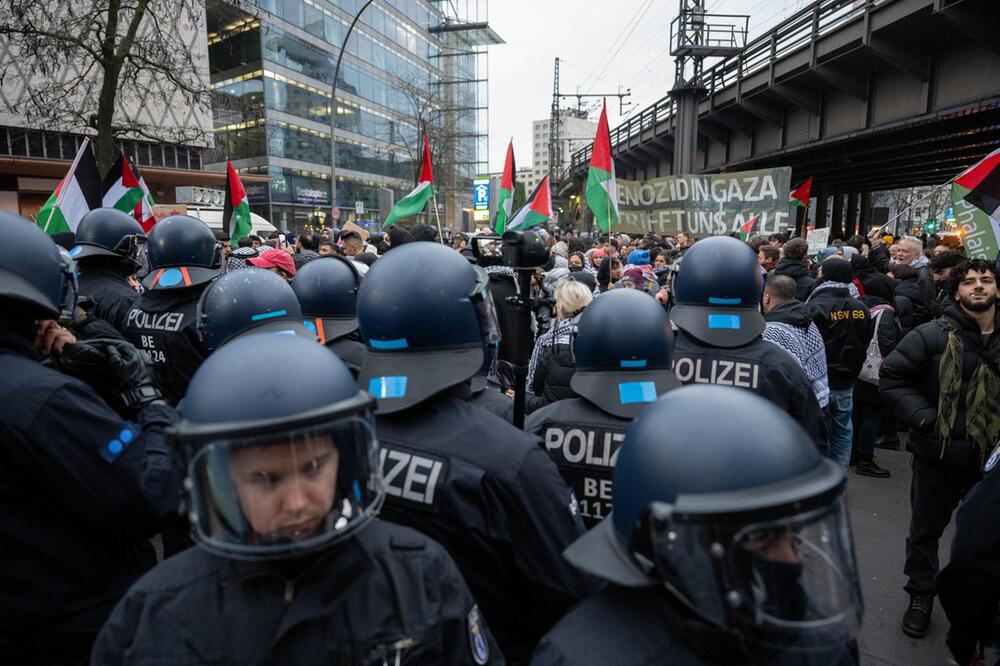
3, 204, 1000, 665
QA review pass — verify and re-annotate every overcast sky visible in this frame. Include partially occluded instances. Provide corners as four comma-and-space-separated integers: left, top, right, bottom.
486, 0, 813, 172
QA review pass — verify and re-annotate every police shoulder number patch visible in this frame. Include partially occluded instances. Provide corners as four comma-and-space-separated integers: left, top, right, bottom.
467, 605, 489, 665
985, 441, 1000, 473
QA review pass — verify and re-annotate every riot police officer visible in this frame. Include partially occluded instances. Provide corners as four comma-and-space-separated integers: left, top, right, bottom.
122, 215, 222, 405
290, 255, 366, 376
71, 207, 146, 332
357, 241, 591, 663
0, 215, 179, 664
93, 334, 501, 665
532, 385, 861, 665
197, 268, 315, 352
670, 236, 828, 449
525, 288, 680, 528
937, 444, 1000, 665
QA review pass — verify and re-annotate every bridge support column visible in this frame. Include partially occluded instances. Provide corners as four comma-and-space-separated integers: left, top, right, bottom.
670, 83, 706, 176
845, 191, 859, 238
831, 190, 845, 240
859, 192, 872, 236
815, 187, 829, 229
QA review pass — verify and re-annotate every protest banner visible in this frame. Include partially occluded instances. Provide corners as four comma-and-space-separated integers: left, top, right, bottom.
952, 183, 1000, 260
608, 167, 792, 237
806, 227, 831, 256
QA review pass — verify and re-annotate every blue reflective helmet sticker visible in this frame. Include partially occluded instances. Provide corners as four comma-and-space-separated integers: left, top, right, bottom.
370, 338, 409, 350
68, 246, 83, 257
302, 320, 318, 335
708, 314, 742, 329
157, 268, 183, 287
251, 309, 287, 322
708, 296, 742, 305
620, 359, 647, 368
619, 381, 657, 404
369, 376, 408, 399
99, 423, 140, 463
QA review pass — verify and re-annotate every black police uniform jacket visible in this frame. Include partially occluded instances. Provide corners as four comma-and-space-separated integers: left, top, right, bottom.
937, 449, 1000, 665
525, 397, 630, 529
122, 285, 210, 406
327, 335, 367, 378
76, 262, 140, 333
92, 520, 503, 666
672, 329, 829, 451
376, 384, 592, 662
0, 331, 179, 661
806, 285, 872, 390
880, 301, 1000, 469
531, 585, 858, 665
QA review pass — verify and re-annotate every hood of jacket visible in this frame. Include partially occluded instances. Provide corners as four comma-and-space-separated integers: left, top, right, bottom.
774, 258, 810, 280
764, 299, 812, 328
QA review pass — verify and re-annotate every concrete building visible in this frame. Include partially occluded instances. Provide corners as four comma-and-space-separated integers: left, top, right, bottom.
0, 3, 231, 220
208, 0, 501, 233
524, 110, 596, 195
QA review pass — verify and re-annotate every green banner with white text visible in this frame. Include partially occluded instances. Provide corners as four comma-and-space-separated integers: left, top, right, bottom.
952, 183, 1000, 260
610, 167, 792, 237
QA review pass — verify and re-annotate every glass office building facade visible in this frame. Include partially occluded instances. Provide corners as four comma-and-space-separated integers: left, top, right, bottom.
207, 0, 495, 232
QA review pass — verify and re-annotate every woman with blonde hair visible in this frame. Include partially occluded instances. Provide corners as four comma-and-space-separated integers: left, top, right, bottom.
526, 278, 593, 413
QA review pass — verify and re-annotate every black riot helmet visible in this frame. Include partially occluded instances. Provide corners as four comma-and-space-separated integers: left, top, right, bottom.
171, 334, 382, 561
290, 255, 361, 344
670, 236, 765, 347
357, 241, 499, 414
570, 289, 680, 418
197, 269, 315, 351
70, 207, 147, 271
143, 215, 222, 290
566, 385, 859, 651
0, 212, 78, 322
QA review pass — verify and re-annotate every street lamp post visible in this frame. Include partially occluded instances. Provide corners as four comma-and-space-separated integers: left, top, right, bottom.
330, 0, 376, 223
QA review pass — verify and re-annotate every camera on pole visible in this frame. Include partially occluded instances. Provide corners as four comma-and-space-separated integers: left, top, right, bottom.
471, 230, 550, 428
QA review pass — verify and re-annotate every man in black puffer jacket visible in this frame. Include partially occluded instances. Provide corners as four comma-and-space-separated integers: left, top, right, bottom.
807, 258, 872, 471
880, 259, 1000, 640
869, 232, 935, 327
773, 237, 816, 300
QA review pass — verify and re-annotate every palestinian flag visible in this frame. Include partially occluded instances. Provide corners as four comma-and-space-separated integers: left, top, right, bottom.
131, 159, 157, 232
739, 214, 761, 240
507, 175, 552, 231
384, 134, 434, 228
224, 160, 252, 245
102, 151, 145, 220
955, 147, 1000, 217
494, 139, 516, 234
790, 177, 812, 208
585, 100, 619, 232
37, 138, 102, 234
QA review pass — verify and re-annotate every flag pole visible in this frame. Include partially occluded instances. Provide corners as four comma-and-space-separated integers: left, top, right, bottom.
872, 180, 952, 236
432, 192, 445, 245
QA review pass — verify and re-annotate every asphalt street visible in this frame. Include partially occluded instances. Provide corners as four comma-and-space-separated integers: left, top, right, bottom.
849, 445, 957, 665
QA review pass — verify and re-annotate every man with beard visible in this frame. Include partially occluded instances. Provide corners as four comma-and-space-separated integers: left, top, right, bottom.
881, 259, 1000, 639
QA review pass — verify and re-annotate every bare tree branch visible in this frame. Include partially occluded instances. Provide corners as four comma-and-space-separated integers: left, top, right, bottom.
0, 0, 213, 175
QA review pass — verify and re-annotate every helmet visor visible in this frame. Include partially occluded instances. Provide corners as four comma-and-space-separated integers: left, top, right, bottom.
649, 497, 860, 649
56, 246, 79, 325
185, 415, 382, 560
470, 266, 501, 348
125, 235, 150, 275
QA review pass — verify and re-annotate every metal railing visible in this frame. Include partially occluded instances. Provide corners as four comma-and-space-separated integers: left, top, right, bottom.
570, 0, 889, 173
